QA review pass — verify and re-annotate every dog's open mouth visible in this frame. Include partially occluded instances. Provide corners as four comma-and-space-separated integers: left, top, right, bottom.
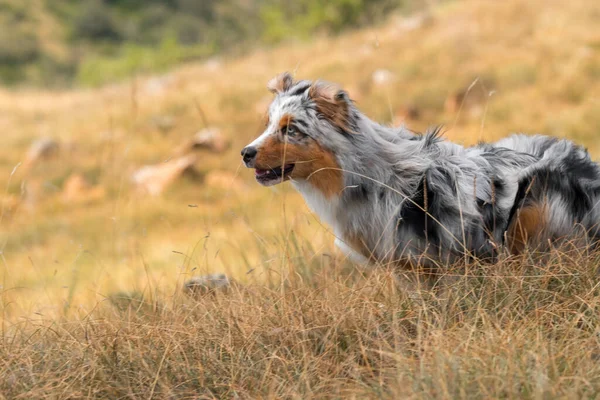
255, 164, 295, 186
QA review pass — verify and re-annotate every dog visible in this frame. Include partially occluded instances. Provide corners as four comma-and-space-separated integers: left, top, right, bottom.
241, 72, 600, 269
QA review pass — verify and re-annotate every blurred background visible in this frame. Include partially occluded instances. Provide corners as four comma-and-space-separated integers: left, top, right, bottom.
0, 0, 598, 319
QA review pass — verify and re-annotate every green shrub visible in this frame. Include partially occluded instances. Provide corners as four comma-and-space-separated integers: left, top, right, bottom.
0, 0, 423, 86
0, 24, 39, 66
72, 0, 123, 42
135, 4, 172, 44
76, 36, 213, 86
170, 14, 206, 46
260, 0, 410, 43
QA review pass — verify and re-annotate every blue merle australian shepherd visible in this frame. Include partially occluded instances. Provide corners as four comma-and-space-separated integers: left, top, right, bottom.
241, 72, 600, 270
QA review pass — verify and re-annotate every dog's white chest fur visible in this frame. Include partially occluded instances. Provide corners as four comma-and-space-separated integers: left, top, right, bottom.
292, 180, 339, 229
292, 180, 369, 264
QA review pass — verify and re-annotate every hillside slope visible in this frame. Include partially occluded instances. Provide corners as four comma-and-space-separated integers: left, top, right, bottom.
0, 0, 598, 315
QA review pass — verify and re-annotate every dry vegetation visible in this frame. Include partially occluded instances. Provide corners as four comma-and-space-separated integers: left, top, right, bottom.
4, 253, 600, 398
0, 0, 599, 397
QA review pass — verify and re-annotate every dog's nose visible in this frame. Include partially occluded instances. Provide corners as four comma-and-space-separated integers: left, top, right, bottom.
241, 146, 257, 163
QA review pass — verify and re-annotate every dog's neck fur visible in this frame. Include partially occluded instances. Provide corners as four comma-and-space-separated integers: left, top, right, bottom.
292, 106, 443, 263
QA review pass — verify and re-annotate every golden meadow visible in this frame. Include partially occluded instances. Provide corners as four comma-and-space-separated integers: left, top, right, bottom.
0, 0, 599, 397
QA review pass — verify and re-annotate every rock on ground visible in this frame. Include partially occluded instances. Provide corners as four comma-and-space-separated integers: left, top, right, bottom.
24, 137, 59, 169
183, 273, 237, 297
131, 154, 198, 196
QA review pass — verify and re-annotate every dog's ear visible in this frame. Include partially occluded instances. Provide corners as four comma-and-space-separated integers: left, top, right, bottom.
308, 82, 355, 134
267, 72, 294, 94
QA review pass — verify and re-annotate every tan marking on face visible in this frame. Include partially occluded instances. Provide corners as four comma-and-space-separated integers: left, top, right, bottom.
507, 203, 547, 254
278, 114, 294, 130
308, 83, 353, 134
267, 72, 294, 94
254, 134, 343, 198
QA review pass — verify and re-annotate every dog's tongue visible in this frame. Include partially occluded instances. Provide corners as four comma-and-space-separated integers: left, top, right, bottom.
255, 168, 268, 176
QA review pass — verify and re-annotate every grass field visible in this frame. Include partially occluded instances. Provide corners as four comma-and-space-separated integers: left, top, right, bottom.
1, 0, 600, 397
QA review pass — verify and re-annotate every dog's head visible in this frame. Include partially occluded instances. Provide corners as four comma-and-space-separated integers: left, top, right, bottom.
241, 72, 354, 198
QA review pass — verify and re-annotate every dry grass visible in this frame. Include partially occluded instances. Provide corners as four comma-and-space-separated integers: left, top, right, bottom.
3, 251, 600, 398
0, 0, 600, 397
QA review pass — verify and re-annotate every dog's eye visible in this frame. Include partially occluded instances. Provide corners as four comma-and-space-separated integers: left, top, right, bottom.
282, 125, 297, 137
